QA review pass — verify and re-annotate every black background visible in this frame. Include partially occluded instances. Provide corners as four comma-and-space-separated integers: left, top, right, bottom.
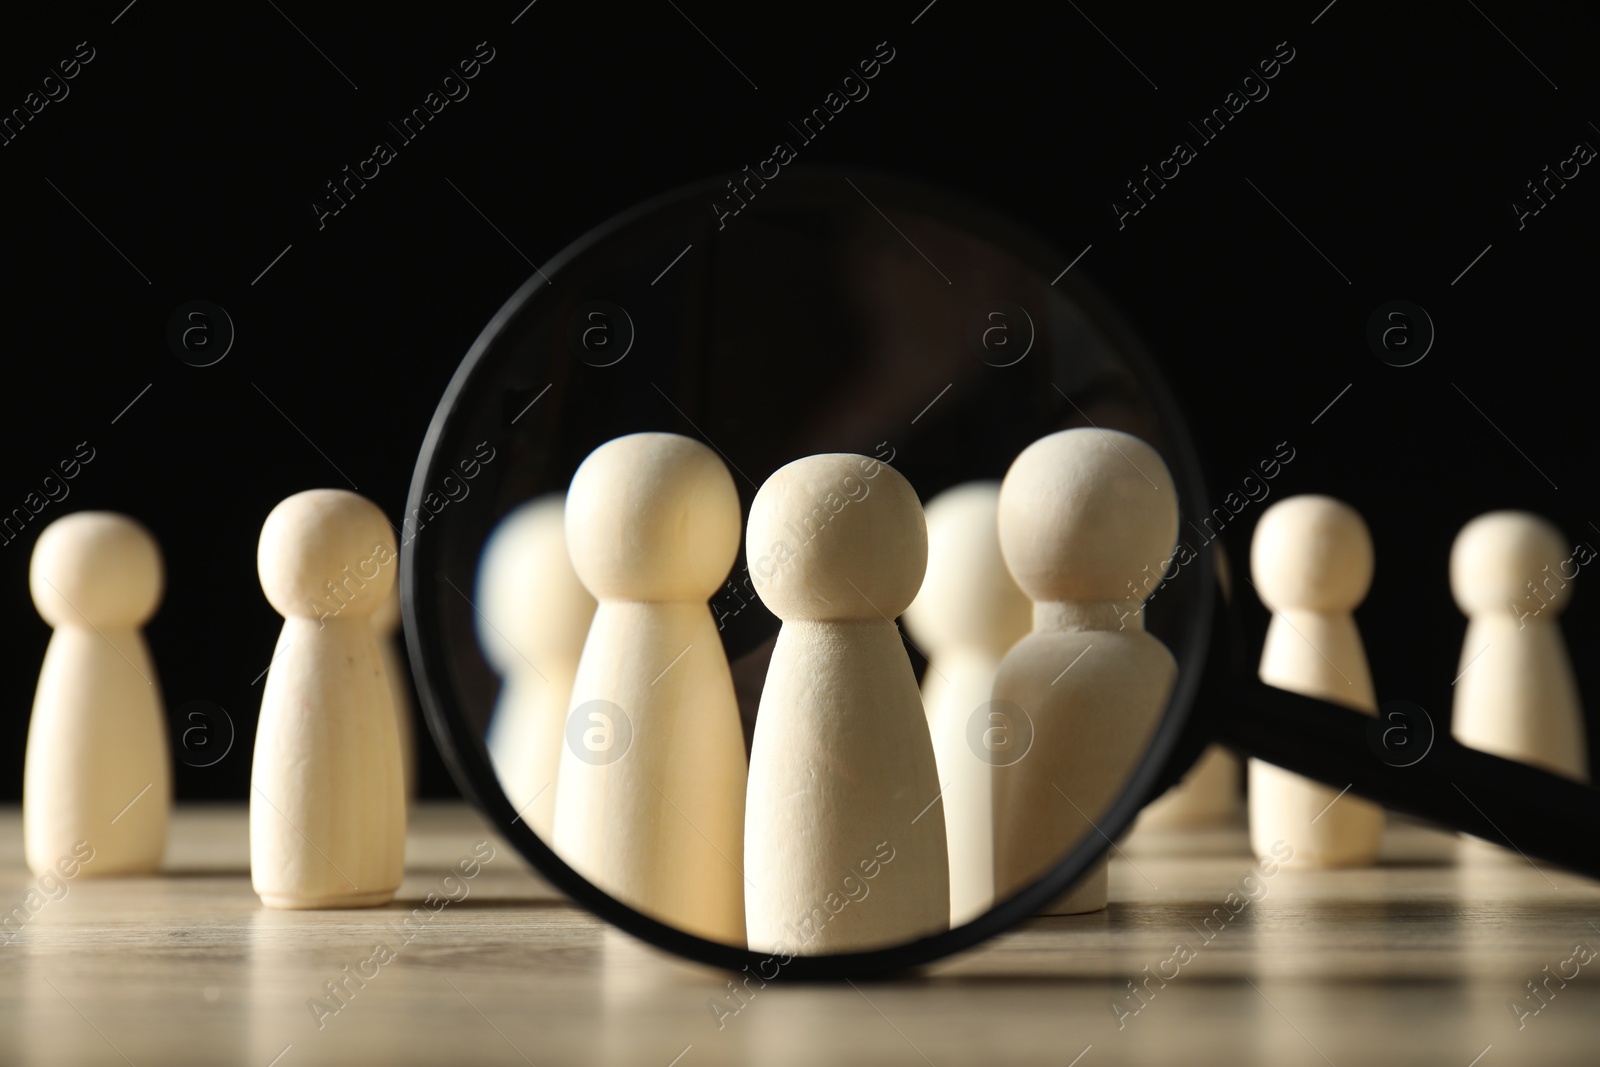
1, 1, 1595, 801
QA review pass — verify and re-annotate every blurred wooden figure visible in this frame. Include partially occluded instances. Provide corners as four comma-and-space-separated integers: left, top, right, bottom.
480, 494, 596, 840
25, 512, 171, 876
903, 481, 1031, 926
1248, 495, 1384, 868
1450, 511, 1586, 781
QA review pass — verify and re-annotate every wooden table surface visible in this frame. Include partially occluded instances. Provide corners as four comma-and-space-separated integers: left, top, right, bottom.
1, 802, 1595, 1066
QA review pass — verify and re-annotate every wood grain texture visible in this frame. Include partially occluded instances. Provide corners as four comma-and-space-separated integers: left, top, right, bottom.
1, 804, 1597, 1065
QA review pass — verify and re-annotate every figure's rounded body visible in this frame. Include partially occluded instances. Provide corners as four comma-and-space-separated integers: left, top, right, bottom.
992, 621, 1175, 910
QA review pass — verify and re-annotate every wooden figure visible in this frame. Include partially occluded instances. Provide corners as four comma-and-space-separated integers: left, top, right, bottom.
251, 489, 405, 908
744, 452, 948, 953
1450, 511, 1587, 781
552, 434, 748, 946
1248, 494, 1384, 868
25, 512, 171, 876
992, 428, 1180, 914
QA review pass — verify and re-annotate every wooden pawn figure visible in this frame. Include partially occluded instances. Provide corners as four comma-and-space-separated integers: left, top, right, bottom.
992, 428, 1179, 914
251, 490, 405, 908
1450, 511, 1587, 781
479, 495, 596, 840
371, 584, 417, 801
25, 512, 171, 876
1248, 495, 1384, 867
552, 433, 748, 946
744, 453, 948, 953
902, 481, 1031, 926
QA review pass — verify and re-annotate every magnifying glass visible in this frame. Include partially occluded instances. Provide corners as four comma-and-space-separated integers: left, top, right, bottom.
400, 166, 1600, 978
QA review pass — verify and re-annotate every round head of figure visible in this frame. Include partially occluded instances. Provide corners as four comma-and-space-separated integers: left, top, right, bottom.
1451, 510, 1573, 617
258, 489, 396, 620
476, 494, 597, 672
746, 454, 927, 622
31, 512, 163, 628
903, 481, 1031, 656
1251, 494, 1373, 613
564, 433, 741, 602
997, 428, 1179, 605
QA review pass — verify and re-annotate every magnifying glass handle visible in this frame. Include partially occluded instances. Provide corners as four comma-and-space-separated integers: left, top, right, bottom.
1217, 681, 1600, 881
